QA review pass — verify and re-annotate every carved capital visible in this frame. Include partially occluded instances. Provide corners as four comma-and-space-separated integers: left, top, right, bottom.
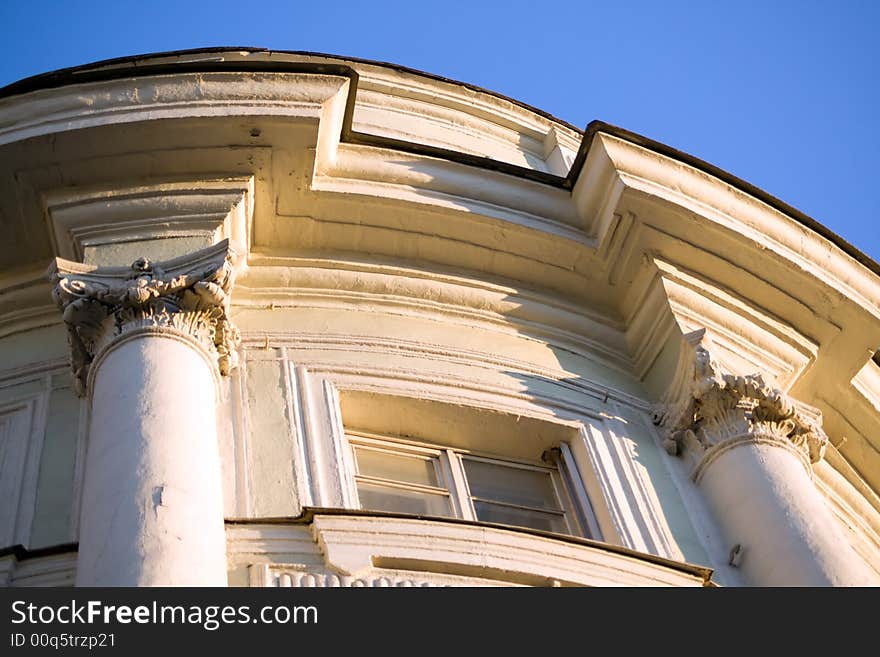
654, 330, 827, 464
47, 240, 240, 396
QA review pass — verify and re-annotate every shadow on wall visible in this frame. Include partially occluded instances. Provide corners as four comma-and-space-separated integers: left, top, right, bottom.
311, 152, 724, 576
502, 361, 719, 574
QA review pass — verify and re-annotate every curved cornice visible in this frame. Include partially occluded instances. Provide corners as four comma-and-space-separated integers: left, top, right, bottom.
1, 47, 876, 279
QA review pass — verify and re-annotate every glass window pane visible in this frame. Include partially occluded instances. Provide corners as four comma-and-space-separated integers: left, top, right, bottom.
473, 501, 568, 534
463, 459, 560, 510
354, 446, 439, 487
357, 482, 452, 517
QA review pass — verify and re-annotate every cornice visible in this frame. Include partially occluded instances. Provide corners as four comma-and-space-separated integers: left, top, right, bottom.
0, 70, 347, 147
644, 258, 820, 390
43, 176, 254, 263
588, 133, 880, 319
1, 56, 876, 327
232, 264, 632, 376
1, 50, 875, 279
239, 331, 652, 412
0, 278, 57, 340
853, 358, 880, 416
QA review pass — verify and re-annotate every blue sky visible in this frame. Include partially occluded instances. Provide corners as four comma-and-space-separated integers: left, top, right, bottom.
2, 0, 877, 262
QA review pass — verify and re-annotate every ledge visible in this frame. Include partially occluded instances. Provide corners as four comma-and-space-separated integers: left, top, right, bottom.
0, 542, 78, 587
227, 507, 715, 587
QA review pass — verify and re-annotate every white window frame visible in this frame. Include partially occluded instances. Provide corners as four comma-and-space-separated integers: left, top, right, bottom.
347, 431, 601, 540
351, 439, 454, 516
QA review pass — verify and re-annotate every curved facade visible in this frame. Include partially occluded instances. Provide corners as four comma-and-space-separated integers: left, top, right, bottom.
1, 49, 879, 587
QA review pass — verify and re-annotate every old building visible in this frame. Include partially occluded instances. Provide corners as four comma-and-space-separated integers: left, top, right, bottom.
1, 48, 878, 587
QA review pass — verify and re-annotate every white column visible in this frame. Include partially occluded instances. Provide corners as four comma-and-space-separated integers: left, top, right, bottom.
49, 241, 239, 586
694, 436, 875, 585
657, 331, 878, 586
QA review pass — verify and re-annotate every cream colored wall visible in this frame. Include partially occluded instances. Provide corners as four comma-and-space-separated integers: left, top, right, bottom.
220, 299, 731, 579
30, 378, 79, 547
0, 328, 81, 550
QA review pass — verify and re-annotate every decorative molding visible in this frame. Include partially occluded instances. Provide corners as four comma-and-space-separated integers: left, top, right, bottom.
852, 356, 880, 416
0, 399, 38, 547
592, 405, 684, 560
228, 357, 253, 518
813, 464, 880, 575
282, 364, 371, 510
265, 360, 613, 431
240, 347, 674, 554
43, 177, 254, 263
267, 356, 684, 564
235, 347, 686, 566
0, 270, 58, 340
0, 71, 347, 147
47, 240, 240, 395
239, 332, 651, 413
354, 70, 574, 167
0, 378, 52, 551
235, 254, 630, 376
322, 379, 358, 509
310, 514, 708, 586
0, 549, 78, 587
228, 515, 712, 587
588, 132, 880, 321
0, 359, 67, 389
249, 564, 454, 588
644, 258, 819, 391
281, 355, 316, 509
654, 329, 828, 466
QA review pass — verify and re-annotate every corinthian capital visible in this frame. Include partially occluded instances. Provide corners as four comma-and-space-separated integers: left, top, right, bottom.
47, 240, 240, 396
654, 330, 827, 464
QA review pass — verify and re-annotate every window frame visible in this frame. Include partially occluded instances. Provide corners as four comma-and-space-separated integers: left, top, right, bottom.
351, 440, 455, 517
347, 430, 601, 539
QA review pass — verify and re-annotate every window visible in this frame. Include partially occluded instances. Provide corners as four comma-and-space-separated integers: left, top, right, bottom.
349, 432, 598, 539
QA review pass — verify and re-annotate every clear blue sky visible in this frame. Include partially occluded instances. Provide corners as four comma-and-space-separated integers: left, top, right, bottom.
2, 1, 877, 263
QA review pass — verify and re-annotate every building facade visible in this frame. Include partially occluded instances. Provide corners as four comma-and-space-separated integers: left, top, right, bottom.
1, 49, 879, 587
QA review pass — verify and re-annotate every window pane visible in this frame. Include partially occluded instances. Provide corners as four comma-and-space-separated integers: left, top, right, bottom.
473, 501, 568, 534
354, 446, 439, 487
463, 459, 560, 510
357, 482, 452, 517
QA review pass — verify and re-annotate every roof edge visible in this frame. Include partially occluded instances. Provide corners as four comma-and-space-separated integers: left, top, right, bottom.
1, 47, 876, 279
0, 46, 583, 133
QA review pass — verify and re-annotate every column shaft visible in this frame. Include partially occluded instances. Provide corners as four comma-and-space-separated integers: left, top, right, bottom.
657, 331, 879, 586
76, 331, 227, 586
695, 437, 875, 585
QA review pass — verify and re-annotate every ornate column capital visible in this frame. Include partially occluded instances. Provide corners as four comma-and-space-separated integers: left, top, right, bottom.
653, 330, 827, 465
47, 240, 240, 396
